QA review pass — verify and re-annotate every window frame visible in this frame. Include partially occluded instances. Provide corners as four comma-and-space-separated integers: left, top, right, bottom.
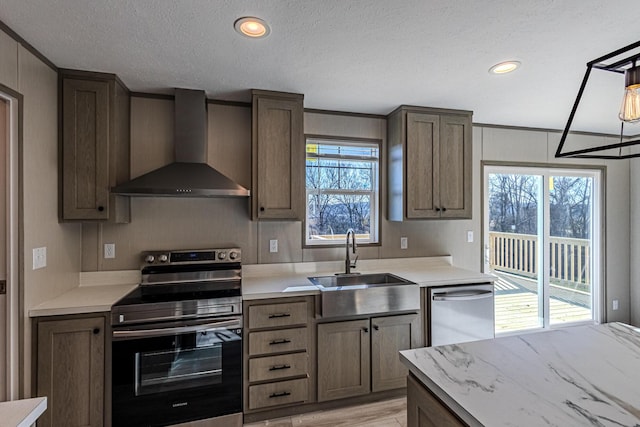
303, 134, 382, 248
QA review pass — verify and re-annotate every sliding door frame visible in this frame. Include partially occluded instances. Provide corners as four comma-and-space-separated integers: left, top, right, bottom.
481, 161, 606, 333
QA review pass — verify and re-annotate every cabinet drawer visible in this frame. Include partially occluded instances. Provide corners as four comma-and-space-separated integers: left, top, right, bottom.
249, 378, 309, 410
249, 302, 308, 329
249, 328, 308, 356
249, 352, 309, 383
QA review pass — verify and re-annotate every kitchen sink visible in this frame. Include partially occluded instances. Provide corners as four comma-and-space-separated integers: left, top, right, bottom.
308, 272, 412, 288
308, 272, 420, 317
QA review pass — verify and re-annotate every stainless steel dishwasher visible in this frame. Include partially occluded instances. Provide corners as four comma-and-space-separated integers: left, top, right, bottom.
428, 283, 495, 346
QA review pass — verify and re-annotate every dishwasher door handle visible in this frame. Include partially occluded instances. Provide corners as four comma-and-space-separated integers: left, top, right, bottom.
432, 289, 493, 301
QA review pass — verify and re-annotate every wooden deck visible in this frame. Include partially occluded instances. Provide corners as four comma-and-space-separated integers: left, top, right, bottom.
494, 273, 592, 333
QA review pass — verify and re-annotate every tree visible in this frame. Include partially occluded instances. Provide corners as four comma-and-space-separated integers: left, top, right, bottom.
549, 177, 591, 239
488, 174, 538, 234
307, 158, 373, 237
488, 173, 591, 239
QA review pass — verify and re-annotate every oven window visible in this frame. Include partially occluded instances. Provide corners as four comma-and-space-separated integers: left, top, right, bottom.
135, 330, 229, 396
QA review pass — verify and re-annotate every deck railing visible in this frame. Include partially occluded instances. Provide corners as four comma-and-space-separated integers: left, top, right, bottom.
488, 232, 590, 288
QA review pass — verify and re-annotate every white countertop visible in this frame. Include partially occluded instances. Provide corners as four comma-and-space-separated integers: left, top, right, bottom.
400, 322, 640, 427
242, 256, 494, 300
28, 256, 494, 316
28, 270, 139, 317
0, 397, 47, 427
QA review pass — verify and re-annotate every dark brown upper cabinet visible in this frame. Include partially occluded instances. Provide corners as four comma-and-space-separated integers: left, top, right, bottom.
387, 106, 472, 221
60, 69, 130, 222
251, 90, 304, 220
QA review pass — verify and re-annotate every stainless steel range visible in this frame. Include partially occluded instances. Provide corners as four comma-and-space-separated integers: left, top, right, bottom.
111, 248, 243, 427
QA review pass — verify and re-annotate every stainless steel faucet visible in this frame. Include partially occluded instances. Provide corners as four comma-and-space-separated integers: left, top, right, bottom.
345, 228, 358, 274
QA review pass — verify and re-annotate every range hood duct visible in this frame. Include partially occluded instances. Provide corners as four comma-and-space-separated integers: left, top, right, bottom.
112, 89, 250, 197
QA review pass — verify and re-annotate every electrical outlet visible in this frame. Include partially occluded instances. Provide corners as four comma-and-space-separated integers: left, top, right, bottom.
467, 230, 474, 243
613, 299, 619, 310
400, 237, 408, 250
104, 243, 116, 259
269, 239, 278, 253
32, 247, 47, 270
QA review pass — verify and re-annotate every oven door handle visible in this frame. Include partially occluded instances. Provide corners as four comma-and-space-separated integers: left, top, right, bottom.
113, 319, 240, 340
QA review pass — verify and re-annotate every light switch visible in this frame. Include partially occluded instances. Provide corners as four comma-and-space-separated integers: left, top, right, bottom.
269, 239, 278, 253
400, 237, 408, 249
32, 247, 47, 270
467, 231, 474, 243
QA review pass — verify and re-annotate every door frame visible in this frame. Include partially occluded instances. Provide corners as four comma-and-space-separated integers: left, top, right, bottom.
481, 161, 606, 333
0, 85, 22, 400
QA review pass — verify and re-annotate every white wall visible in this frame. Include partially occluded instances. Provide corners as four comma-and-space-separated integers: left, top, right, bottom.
0, 28, 82, 397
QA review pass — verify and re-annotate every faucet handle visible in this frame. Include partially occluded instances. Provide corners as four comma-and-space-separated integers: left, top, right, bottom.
350, 254, 359, 269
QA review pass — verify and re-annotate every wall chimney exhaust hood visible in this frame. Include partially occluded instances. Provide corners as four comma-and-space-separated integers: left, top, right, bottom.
112, 89, 250, 197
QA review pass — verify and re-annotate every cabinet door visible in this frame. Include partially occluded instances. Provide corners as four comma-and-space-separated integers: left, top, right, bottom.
438, 114, 472, 218
62, 78, 110, 220
37, 316, 105, 427
407, 374, 465, 427
406, 112, 440, 219
317, 319, 370, 401
371, 313, 419, 392
252, 93, 304, 220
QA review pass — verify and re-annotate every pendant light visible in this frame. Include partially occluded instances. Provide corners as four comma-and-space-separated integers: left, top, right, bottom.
555, 39, 640, 159
619, 62, 640, 122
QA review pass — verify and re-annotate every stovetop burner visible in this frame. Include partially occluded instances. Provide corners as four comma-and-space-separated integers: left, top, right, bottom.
112, 247, 243, 326
114, 285, 241, 306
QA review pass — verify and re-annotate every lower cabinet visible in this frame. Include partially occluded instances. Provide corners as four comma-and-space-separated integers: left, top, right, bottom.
407, 373, 466, 427
317, 313, 420, 402
244, 297, 315, 413
35, 314, 106, 427
317, 319, 370, 401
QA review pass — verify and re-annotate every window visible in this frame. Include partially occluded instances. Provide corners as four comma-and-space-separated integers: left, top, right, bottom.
483, 165, 603, 335
305, 136, 380, 246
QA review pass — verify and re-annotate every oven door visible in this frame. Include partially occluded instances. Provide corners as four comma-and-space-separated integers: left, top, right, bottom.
112, 317, 242, 427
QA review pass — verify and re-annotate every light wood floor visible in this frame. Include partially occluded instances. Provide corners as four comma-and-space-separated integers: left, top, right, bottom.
244, 397, 407, 427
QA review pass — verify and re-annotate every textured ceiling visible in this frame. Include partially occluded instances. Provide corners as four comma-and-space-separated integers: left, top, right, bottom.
2, 0, 640, 134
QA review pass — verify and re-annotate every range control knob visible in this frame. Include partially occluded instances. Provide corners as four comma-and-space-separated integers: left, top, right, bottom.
218, 251, 227, 260
158, 254, 169, 263
229, 251, 239, 260
144, 255, 155, 263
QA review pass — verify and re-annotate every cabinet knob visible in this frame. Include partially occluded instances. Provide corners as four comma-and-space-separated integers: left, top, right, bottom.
362, 327, 369, 333
442, 207, 447, 212
373, 325, 379, 331
260, 207, 265, 212
97, 206, 105, 212
435, 207, 441, 212
92, 328, 100, 335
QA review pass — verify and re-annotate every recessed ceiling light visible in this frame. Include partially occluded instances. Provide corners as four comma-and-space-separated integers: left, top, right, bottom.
234, 17, 270, 38
489, 61, 521, 74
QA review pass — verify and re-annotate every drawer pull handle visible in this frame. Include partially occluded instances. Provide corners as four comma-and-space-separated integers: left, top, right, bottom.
269, 364, 291, 371
269, 391, 291, 398
269, 338, 291, 345
268, 313, 291, 319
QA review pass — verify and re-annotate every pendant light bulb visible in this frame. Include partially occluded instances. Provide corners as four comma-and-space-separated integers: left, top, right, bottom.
619, 65, 640, 123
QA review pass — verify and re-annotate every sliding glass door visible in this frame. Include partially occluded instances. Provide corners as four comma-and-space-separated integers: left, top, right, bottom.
484, 165, 601, 335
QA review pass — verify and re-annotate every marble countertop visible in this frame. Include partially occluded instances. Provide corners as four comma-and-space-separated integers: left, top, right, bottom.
28, 256, 494, 316
400, 322, 640, 427
0, 397, 47, 427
